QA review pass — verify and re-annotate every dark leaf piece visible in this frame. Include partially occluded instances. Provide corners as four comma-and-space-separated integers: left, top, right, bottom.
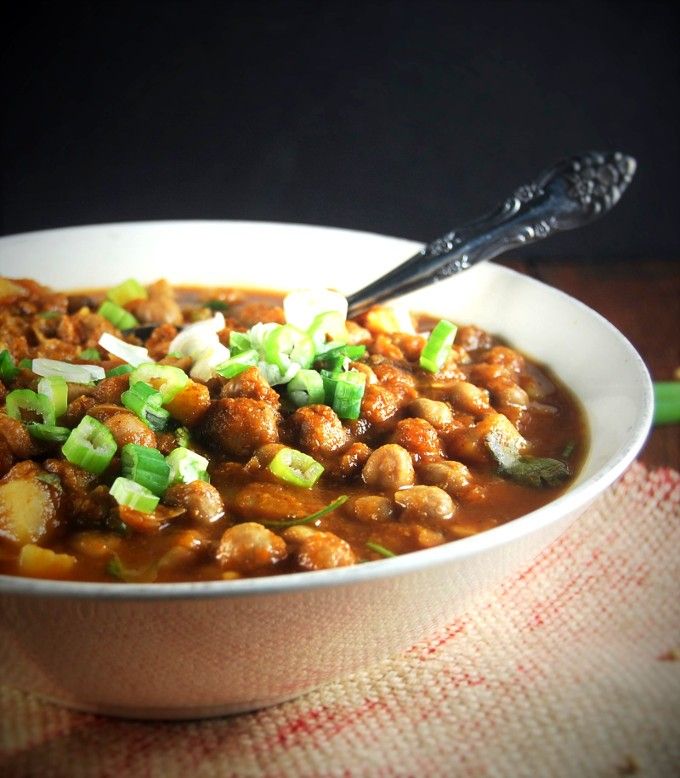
501, 456, 571, 488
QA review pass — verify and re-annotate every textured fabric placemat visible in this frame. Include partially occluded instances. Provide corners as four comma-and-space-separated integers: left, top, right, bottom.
1, 462, 679, 778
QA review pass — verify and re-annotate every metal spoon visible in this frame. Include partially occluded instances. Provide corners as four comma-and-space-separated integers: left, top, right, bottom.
125, 151, 635, 340
346, 151, 636, 317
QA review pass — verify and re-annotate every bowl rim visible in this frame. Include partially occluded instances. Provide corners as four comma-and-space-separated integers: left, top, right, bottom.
0, 220, 654, 600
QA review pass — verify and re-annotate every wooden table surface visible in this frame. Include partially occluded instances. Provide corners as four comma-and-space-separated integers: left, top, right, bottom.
498, 257, 679, 471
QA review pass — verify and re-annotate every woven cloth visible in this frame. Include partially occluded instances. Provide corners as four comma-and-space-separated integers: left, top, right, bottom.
1, 462, 678, 778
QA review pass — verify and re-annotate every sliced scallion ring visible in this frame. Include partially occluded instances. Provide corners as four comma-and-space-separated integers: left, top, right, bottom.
98, 300, 139, 330
268, 447, 324, 488
121, 443, 171, 496
229, 331, 252, 355
37, 375, 68, 419
215, 349, 259, 379
307, 310, 348, 350
121, 381, 170, 431
331, 370, 366, 420
26, 423, 71, 443
62, 415, 117, 474
130, 363, 189, 404
419, 320, 458, 373
5, 388, 56, 426
110, 477, 159, 513
166, 447, 209, 485
0, 349, 20, 382
264, 325, 314, 372
287, 369, 325, 407
107, 278, 147, 306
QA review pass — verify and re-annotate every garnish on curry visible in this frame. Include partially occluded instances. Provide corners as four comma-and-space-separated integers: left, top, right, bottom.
0, 276, 586, 582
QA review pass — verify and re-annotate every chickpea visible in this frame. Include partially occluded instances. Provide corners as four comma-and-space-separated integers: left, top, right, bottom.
394, 485, 455, 525
164, 481, 224, 524
486, 378, 529, 409
362, 444, 415, 491
446, 381, 490, 415
419, 460, 472, 497
392, 418, 444, 463
296, 531, 356, 571
353, 495, 395, 523
217, 522, 287, 573
408, 398, 453, 429
447, 412, 527, 465
103, 412, 156, 448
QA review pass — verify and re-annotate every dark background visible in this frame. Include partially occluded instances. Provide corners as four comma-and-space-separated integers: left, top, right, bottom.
1, 0, 678, 261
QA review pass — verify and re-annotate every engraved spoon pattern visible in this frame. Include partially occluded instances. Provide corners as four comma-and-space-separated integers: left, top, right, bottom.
346, 151, 636, 317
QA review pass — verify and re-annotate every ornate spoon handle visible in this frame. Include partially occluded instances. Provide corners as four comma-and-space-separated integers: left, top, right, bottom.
346, 151, 636, 316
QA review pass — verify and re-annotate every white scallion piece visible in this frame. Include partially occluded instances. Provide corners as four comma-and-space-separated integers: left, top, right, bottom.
169, 312, 225, 355
98, 332, 153, 367
190, 342, 231, 381
31, 358, 106, 383
283, 289, 348, 332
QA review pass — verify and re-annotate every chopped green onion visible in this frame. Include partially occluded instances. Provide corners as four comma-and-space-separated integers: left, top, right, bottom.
268, 447, 324, 488
174, 426, 191, 448
0, 349, 19, 382
32, 357, 105, 383
653, 381, 680, 425
331, 371, 366, 420
264, 325, 314, 372
287, 369, 326, 407
263, 495, 348, 529
98, 300, 139, 330
121, 381, 170, 431
366, 541, 397, 558
419, 320, 458, 373
315, 344, 366, 373
37, 376, 68, 419
110, 477, 159, 513
229, 331, 252, 355
166, 446, 209, 485
18, 358, 32, 369
107, 279, 147, 307
320, 369, 339, 404
215, 349, 259, 379
130, 363, 189, 404
98, 332, 152, 367
106, 364, 135, 377
561, 440, 576, 459
307, 311, 348, 350
27, 423, 71, 443
36, 310, 60, 319
62, 415, 117, 474
6, 389, 56, 426
78, 348, 101, 360
204, 299, 229, 312
121, 443, 170, 496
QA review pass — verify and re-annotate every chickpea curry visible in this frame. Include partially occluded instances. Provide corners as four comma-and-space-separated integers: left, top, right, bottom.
0, 276, 586, 582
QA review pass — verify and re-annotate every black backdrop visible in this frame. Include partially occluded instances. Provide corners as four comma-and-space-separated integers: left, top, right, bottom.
1, 0, 678, 261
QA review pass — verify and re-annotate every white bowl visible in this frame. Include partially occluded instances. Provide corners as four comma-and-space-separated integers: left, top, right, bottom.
0, 221, 653, 719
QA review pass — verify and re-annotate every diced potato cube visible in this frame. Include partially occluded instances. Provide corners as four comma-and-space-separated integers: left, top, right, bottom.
165, 381, 211, 426
0, 277, 28, 300
18, 544, 76, 579
0, 472, 57, 545
364, 306, 415, 335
